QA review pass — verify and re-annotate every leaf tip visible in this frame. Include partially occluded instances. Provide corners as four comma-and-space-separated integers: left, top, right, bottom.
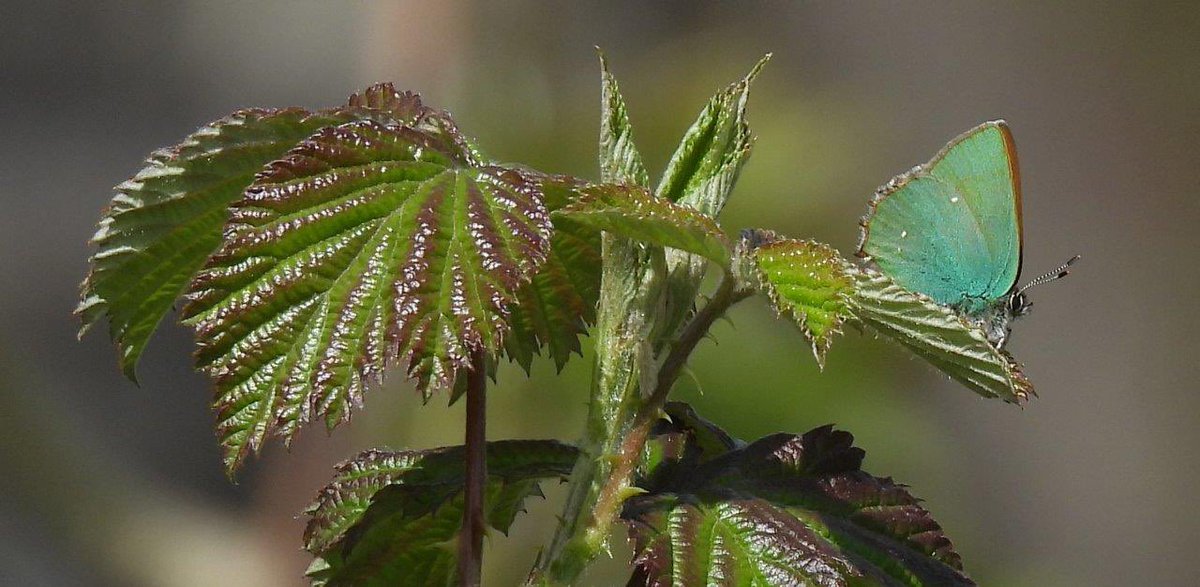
118, 347, 141, 385
811, 344, 828, 371
747, 53, 773, 82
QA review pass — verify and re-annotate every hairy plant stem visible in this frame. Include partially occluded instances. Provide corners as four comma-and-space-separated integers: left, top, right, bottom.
458, 350, 487, 587
529, 268, 749, 585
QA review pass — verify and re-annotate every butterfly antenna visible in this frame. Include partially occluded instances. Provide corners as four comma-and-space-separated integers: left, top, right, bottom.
1017, 255, 1081, 295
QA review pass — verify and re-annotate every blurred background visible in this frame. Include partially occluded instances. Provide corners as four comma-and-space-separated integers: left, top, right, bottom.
2, 2, 1196, 585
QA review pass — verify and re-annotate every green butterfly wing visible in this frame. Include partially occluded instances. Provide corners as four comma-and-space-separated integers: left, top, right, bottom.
857, 121, 1022, 314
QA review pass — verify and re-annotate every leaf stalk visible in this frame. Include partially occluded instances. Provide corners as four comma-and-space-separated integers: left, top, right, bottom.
529, 271, 749, 585
458, 350, 487, 587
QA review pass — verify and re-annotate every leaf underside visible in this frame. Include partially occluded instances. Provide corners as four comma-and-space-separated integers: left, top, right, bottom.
556, 184, 731, 268
78, 84, 446, 381
183, 119, 553, 473
625, 404, 972, 587
750, 235, 855, 368
304, 440, 577, 586
848, 267, 1033, 403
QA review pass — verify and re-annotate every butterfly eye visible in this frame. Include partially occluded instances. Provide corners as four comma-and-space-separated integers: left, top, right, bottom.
1007, 292, 1031, 316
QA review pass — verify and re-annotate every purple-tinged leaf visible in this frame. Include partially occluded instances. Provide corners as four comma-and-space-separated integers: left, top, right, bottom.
503, 176, 602, 372
78, 83, 453, 381
625, 403, 974, 586
626, 496, 889, 587
182, 120, 553, 473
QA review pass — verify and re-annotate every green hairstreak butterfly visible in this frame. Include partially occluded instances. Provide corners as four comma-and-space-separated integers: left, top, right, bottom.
856, 120, 1077, 349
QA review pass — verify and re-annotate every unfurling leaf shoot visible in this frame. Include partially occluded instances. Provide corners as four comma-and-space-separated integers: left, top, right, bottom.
75, 52, 1057, 586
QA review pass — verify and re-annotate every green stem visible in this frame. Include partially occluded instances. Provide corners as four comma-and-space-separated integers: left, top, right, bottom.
649, 273, 750, 409
458, 350, 487, 587
529, 271, 749, 585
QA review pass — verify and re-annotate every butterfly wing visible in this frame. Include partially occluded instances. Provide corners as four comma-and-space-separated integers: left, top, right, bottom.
857, 121, 1023, 311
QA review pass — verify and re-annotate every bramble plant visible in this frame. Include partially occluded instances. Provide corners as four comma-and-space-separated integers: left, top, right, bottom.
78, 52, 1046, 586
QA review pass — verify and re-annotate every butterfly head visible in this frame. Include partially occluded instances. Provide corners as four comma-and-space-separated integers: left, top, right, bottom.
1005, 290, 1033, 318
990, 254, 1080, 348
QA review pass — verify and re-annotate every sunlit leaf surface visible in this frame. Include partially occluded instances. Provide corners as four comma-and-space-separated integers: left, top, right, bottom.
78, 84, 447, 380
556, 184, 730, 268
749, 233, 854, 368
655, 55, 767, 213
183, 118, 553, 473
625, 403, 973, 587
598, 51, 650, 187
304, 440, 577, 587
503, 176, 602, 372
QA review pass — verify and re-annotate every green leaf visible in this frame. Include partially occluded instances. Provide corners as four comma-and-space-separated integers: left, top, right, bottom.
78, 108, 346, 381
655, 54, 767, 214
503, 176, 602, 372
655, 55, 767, 344
78, 83, 449, 381
847, 267, 1033, 403
304, 440, 577, 586
556, 185, 731, 268
498, 50, 647, 372
598, 50, 649, 187
182, 120, 554, 473
746, 231, 855, 368
625, 405, 973, 587
531, 54, 676, 584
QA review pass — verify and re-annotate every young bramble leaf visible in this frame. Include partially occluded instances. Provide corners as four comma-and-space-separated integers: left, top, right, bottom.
655, 54, 768, 213
848, 267, 1034, 403
78, 84, 451, 382
304, 440, 577, 586
625, 404, 973, 587
78, 108, 348, 382
598, 50, 649, 187
182, 119, 553, 474
530, 54, 679, 585
503, 176, 602, 372
556, 185, 731, 268
746, 231, 855, 368
656, 54, 767, 343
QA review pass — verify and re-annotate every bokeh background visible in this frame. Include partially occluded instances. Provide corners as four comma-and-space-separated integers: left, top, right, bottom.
2, 2, 1197, 585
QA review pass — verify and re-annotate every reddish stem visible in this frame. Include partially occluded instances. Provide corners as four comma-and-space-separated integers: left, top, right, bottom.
458, 350, 487, 586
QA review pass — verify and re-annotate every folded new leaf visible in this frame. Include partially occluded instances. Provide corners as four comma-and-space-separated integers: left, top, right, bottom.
654, 54, 767, 340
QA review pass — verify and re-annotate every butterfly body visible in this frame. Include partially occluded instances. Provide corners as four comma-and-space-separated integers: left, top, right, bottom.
857, 121, 1026, 348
